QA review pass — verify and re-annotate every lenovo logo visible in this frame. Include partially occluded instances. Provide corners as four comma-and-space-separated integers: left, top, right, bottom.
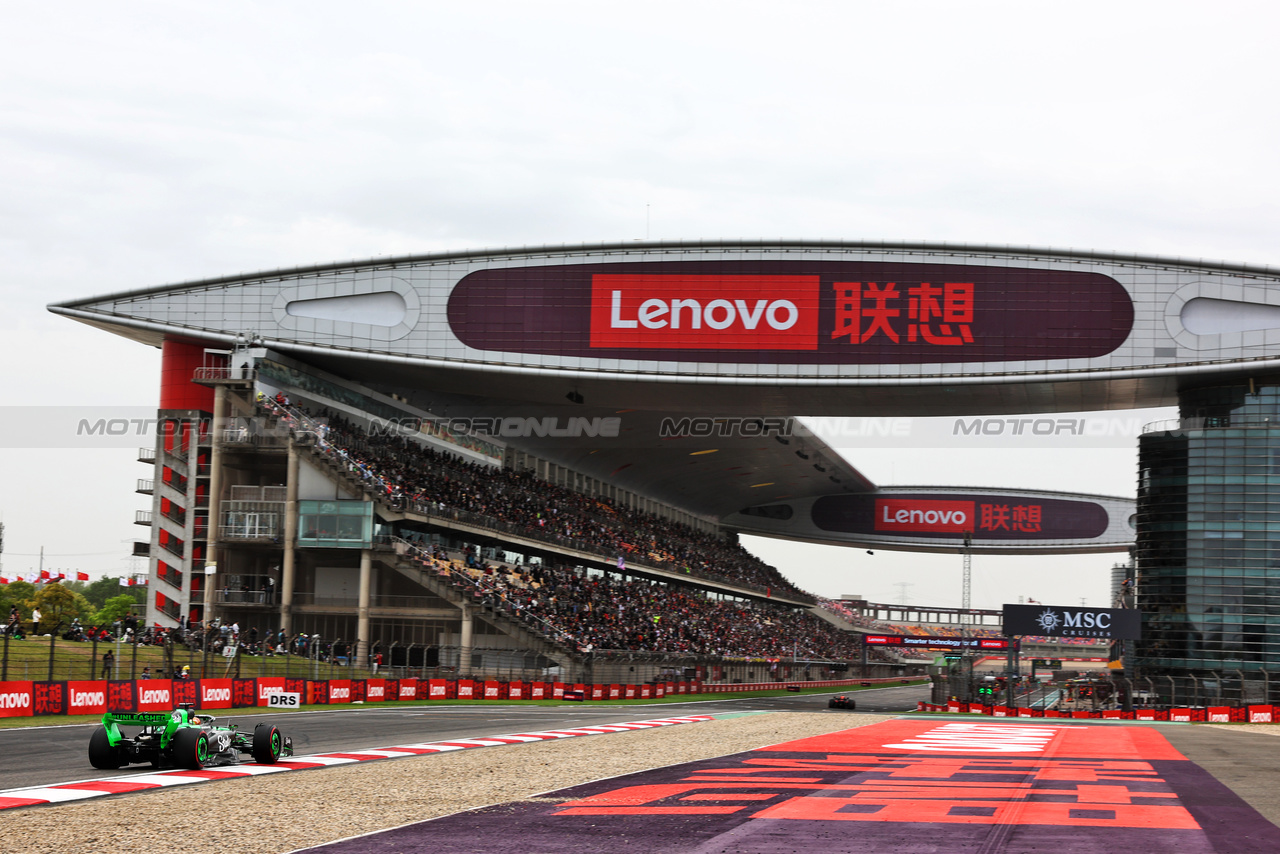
875, 499, 973, 533
0, 692, 30, 709
202, 687, 231, 702
140, 689, 171, 705
590, 274, 819, 350
70, 690, 105, 708
330, 687, 350, 700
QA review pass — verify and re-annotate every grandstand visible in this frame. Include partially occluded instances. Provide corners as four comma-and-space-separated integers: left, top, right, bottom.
135, 372, 927, 684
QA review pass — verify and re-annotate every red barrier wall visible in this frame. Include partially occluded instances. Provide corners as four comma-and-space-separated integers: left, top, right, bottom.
137, 679, 175, 711
199, 679, 233, 709
67, 681, 108, 715
0, 681, 33, 718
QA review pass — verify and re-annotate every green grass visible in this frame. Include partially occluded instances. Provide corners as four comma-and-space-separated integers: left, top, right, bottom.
0, 635, 378, 682
0, 677, 929, 730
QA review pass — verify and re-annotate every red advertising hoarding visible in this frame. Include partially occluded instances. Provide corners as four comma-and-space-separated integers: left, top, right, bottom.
0, 681, 33, 718
67, 680, 108, 715
136, 679, 174, 712
199, 679, 233, 709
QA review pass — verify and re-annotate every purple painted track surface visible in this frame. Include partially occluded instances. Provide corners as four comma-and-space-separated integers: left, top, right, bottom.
302, 719, 1280, 854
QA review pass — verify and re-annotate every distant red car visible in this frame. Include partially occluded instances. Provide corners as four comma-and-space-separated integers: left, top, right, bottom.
828, 694, 857, 710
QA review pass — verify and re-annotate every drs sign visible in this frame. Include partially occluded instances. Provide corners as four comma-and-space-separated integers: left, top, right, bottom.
268, 692, 301, 708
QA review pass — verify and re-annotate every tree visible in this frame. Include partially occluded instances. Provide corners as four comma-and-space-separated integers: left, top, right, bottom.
33, 584, 93, 632
93, 594, 137, 628
0, 580, 37, 618
80, 577, 144, 611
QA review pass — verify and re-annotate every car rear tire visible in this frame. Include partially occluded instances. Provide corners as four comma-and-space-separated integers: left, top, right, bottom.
828, 699, 837, 708
89, 726, 123, 770
252, 723, 283, 764
173, 727, 210, 770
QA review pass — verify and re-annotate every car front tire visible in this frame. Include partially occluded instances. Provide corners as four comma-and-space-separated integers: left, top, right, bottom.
252, 723, 283, 764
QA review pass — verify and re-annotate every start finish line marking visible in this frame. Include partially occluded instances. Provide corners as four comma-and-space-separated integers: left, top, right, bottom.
0, 714, 717, 811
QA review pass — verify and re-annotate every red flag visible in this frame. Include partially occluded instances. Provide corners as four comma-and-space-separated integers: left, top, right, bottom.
56, 572, 66, 581
0, 577, 8, 585
39, 570, 50, 580
76, 572, 89, 581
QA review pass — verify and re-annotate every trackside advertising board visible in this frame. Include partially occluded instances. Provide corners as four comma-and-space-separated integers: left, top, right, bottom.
863, 634, 1016, 651
199, 678, 233, 709
67, 680, 108, 715
0, 681, 33, 718
136, 680, 174, 712
1003, 603, 1141, 640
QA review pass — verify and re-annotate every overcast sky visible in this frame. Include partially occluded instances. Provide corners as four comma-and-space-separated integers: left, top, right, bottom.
3, 2, 1276, 612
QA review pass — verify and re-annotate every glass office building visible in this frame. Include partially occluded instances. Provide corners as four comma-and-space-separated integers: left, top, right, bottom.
1135, 378, 1280, 703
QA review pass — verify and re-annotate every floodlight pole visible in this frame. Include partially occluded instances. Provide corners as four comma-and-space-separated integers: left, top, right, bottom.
961, 531, 973, 622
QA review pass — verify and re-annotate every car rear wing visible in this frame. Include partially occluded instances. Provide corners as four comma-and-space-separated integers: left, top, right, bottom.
104, 711, 175, 727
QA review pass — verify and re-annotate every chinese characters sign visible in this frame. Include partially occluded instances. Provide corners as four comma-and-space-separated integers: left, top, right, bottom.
832, 281, 974, 345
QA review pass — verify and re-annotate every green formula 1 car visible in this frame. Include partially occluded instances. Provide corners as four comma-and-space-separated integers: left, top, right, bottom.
89, 703, 293, 770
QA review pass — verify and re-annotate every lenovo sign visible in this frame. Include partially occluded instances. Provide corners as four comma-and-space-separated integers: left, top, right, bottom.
448, 260, 1133, 364
1003, 603, 1141, 640
137, 682, 173, 712
875, 499, 972, 533
590, 274, 818, 351
200, 679, 233, 708
0, 681, 34, 718
813, 492, 1110, 542
67, 681, 107, 714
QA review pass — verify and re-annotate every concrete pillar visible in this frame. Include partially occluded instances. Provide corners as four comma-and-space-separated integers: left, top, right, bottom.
357, 549, 372, 666
202, 386, 228, 627
459, 604, 473, 676
280, 445, 299, 637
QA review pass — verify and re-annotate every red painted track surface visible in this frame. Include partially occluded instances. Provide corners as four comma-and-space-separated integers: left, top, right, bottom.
304, 719, 1280, 854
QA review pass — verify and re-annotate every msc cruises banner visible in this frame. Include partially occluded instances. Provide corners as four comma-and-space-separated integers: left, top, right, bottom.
1003, 603, 1141, 640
